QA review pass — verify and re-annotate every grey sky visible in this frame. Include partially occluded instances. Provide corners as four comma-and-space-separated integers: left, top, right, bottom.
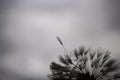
1, 0, 120, 79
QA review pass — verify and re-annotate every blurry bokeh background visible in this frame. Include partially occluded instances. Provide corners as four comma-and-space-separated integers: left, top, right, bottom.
0, 0, 120, 80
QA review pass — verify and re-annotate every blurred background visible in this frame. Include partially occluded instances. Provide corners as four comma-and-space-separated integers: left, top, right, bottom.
0, 0, 120, 80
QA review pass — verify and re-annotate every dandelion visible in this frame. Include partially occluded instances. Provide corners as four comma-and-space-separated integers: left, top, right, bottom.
48, 38, 120, 80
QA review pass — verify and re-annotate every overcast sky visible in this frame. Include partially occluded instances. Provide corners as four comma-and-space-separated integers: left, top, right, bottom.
1, 0, 120, 79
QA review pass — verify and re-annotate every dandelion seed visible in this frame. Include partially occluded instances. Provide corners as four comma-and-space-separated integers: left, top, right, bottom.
56, 36, 68, 55
56, 36, 63, 46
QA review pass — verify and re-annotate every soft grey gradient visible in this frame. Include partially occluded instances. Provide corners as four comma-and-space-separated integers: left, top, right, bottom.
0, 0, 120, 79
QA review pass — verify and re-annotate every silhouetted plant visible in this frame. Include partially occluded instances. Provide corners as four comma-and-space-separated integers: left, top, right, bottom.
48, 37, 120, 80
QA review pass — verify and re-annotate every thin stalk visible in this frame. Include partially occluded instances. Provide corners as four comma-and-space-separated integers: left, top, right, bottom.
56, 36, 68, 55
